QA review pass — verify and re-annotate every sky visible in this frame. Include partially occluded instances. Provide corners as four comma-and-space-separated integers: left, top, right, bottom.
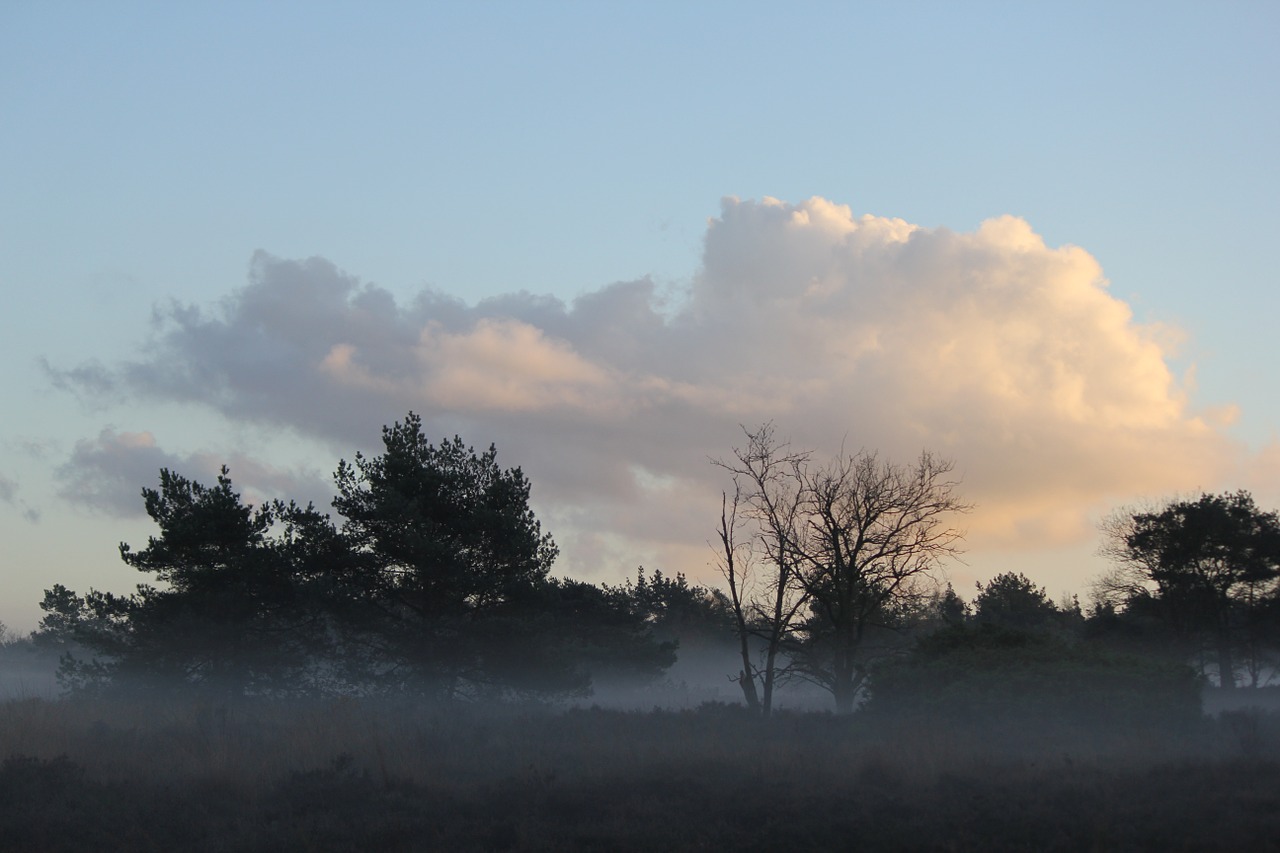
2, 2, 1278, 633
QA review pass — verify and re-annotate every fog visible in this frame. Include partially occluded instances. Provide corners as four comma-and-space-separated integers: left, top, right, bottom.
7, 616, 1280, 851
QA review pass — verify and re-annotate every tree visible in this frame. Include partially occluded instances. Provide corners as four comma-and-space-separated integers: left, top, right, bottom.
717, 425, 969, 713
37, 414, 683, 701
714, 488, 760, 713
713, 426, 814, 717
973, 572, 1060, 632
537, 576, 679, 688
935, 583, 970, 626
41, 468, 334, 696
38, 414, 676, 702
613, 567, 736, 651
331, 412, 561, 697
793, 445, 969, 713
863, 622, 1203, 748
1100, 491, 1280, 690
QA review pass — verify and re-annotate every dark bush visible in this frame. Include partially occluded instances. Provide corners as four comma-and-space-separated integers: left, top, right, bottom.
862, 623, 1205, 748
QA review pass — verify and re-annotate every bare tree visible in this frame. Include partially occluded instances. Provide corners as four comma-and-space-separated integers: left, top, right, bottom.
795, 448, 970, 712
717, 425, 970, 714
712, 425, 812, 717
715, 487, 760, 714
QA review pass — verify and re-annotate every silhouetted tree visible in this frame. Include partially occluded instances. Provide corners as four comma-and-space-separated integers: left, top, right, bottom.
1100, 491, 1280, 690
717, 425, 970, 713
331, 413, 561, 697
534, 577, 678, 688
37, 415, 683, 701
614, 567, 736, 650
973, 572, 1060, 632
713, 426, 813, 716
936, 583, 970, 625
794, 447, 969, 713
714, 488, 760, 713
40, 468, 333, 696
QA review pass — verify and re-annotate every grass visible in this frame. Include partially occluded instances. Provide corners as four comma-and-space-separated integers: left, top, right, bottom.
2, 695, 1279, 851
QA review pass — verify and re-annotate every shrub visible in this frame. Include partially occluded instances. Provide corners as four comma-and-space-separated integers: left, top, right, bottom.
862, 623, 1205, 750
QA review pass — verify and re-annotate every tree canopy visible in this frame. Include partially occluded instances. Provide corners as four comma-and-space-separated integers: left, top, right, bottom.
973, 572, 1060, 632
1099, 491, 1280, 689
330, 414, 564, 696
38, 414, 678, 700
42, 468, 334, 695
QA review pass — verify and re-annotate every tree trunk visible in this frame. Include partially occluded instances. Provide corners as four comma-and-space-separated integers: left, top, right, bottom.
732, 613, 760, 714
761, 642, 779, 718
833, 676, 856, 715
719, 490, 762, 716
736, 668, 760, 712
1217, 638, 1236, 691
832, 643, 857, 714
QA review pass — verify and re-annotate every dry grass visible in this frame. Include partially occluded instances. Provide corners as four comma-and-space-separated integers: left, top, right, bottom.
2, 696, 1279, 851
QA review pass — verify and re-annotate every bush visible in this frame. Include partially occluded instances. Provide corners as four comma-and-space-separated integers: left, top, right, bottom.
862, 623, 1204, 749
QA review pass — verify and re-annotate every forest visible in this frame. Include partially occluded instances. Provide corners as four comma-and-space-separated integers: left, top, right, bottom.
3, 412, 1280, 850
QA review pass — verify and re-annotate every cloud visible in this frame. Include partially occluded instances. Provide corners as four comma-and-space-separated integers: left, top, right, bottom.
50, 197, 1246, 583
0, 472, 42, 524
40, 357, 117, 400
322, 318, 617, 413
56, 427, 333, 518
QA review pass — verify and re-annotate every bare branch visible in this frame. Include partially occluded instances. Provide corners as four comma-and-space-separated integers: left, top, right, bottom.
713, 425, 970, 714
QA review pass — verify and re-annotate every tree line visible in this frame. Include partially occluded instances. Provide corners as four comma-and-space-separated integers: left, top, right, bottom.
711, 425, 1280, 718
24, 414, 1280, 716
36, 414, 728, 701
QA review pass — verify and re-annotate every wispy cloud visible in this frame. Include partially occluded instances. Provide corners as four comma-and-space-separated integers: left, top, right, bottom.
0, 472, 41, 524
56, 428, 332, 518
48, 197, 1245, 579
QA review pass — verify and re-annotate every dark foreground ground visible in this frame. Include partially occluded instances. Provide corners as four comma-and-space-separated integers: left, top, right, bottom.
2, 697, 1279, 852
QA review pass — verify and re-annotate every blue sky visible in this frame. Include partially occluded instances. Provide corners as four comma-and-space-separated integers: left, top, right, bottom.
2, 2, 1277, 632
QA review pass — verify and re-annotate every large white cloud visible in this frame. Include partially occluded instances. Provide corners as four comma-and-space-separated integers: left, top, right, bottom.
51, 196, 1246, 587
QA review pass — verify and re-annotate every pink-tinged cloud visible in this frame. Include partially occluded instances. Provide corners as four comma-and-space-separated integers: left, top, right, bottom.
324, 318, 616, 413
50, 196, 1248, 589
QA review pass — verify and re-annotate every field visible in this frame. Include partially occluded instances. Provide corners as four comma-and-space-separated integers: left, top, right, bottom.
2, 695, 1280, 852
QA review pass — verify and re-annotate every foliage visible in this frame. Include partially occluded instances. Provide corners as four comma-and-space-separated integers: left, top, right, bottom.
1099, 491, 1280, 689
935, 583, 970, 625
333, 414, 558, 612
329, 413, 564, 696
39, 413, 681, 701
532, 577, 679, 686
864, 623, 1204, 741
972, 571, 1061, 632
40, 469, 337, 696
612, 567, 737, 650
